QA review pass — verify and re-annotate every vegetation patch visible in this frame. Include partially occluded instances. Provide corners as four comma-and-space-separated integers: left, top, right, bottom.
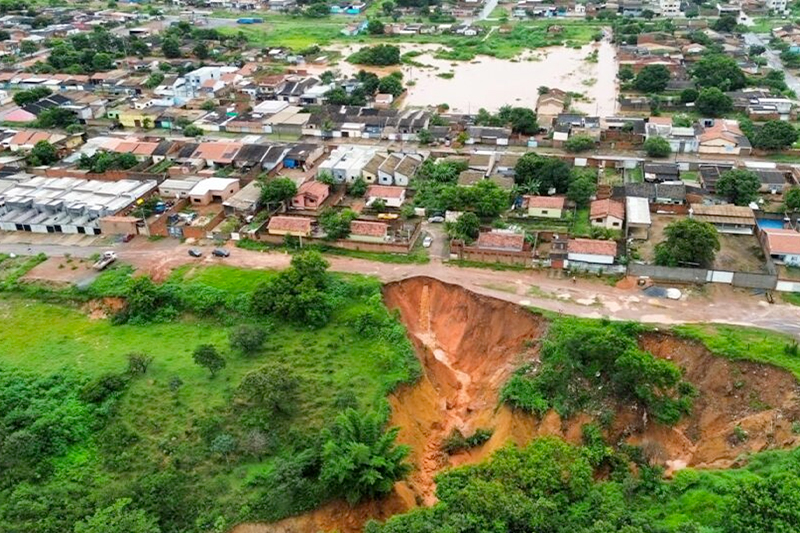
502, 318, 695, 425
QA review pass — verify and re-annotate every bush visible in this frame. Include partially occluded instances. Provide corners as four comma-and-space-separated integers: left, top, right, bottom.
564, 134, 596, 153
348, 44, 401, 66
644, 136, 671, 158
229, 324, 268, 355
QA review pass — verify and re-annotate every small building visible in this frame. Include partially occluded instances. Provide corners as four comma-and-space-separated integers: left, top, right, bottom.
365, 185, 406, 208
698, 119, 751, 156
223, 181, 262, 215
625, 196, 652, 239
690, 203, 756, 234
267, 215, 313, 237
590, 199, 625, 230
643, 162, 679, 183
349, 220, 389, 242
761, 228, 800, 266
567, 238, 617, 265
291, 180, 330, 210
524, 195, 565, 218
189, 178, 240, 206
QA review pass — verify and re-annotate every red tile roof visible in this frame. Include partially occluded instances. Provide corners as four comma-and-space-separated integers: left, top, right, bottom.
267, 215, 312, 233
475, 231, 525, 251
350, 220, 388, 237
296, 180, 330, 200
524, 195, 566, 209
590, 199, 625, 220
763, 228, 800, 255
568, 238, 617, 256
366, 185, 405, 199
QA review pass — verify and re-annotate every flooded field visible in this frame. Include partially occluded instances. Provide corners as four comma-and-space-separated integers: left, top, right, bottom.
322, 41, 619, 115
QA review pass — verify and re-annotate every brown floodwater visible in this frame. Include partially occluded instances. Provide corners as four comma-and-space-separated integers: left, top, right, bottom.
322, 40, 619, 115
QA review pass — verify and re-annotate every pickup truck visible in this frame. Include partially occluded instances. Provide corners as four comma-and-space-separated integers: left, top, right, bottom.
92, 251, 118, 271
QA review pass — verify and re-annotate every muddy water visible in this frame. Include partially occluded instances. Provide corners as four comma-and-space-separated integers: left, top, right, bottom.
320, 41, 619, 115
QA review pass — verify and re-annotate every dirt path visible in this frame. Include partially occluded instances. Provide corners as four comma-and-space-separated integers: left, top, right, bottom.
113, 243, 800, 339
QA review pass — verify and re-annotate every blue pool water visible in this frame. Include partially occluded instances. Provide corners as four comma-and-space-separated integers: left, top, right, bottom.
757, 218, 785, 229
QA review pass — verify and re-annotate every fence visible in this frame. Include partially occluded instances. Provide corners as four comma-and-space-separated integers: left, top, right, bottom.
627, 263, 777, 290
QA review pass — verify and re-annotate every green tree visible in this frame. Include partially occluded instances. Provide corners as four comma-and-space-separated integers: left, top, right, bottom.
192, 344, 226, 377
446, 212, 480, 242
655, 218, 720, 268
567, 173, 596, 208
367, 19, 384, 35
161, 37, 181, 59
377, 74, 403, 97
712, 14, 737, 32
320, 409, 411, 505
251, 251, 333, 327
143, 72, 165, 90
716, 169, 760, 206
259, 177, 297, 207
74, 498, 159, 533
182, 124, 203, 137
724, 472, 800, 533
785, 187, 800, 211
643, 136, 671, 158
319, 208, 358, 239
19, 40, 38, 56
515, 153, 571, 193
564, 134, 596, 153
27, 140, 58, 166
497, 106, 539, 135
692, 55, 746, 90
37, 107, 77, 128
618, 65, 635, 82
91, 52, 113, 71
695, 87, 733, 117
228, 324, 267, 355
13, 86, 52, 106
680, 87, 699, 103
753, 121, 799, 151
348, 44, 401, 66
192, 42, 209, 60
417, 128, 433, 145
633, 64, 671, 93
237, 363, 299, 415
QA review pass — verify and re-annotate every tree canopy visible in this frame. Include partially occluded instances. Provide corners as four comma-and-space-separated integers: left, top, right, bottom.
643, 136, 671, 158
446, 212, 480, 243
655, 218, 720, 268
259, 177, 297, 206
695, 87, 733, 117
753, 121, 799, 151
515, 154, 572, 194
692, 55, 746, 91
633, 64, 671, 93
348, 44, 401, 66
716, 169, 760, 206
73, 498, 160, 533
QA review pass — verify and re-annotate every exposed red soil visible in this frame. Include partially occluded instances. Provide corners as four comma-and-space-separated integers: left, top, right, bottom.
232, 277, 800, 533
85, 297, 126, 320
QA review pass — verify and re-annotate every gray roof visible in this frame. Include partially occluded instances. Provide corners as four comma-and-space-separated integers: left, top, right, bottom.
625, 182, 686, 202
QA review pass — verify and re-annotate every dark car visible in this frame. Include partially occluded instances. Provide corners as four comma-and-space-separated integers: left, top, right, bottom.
212, 248, 230, 258
188, 248, 203, 258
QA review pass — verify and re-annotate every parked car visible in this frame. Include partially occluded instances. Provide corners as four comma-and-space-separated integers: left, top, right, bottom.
423, 236, 433, 248
188, 248, 203, 258
212, 248, 230, 258
121, 234, 134, 243
427, 216, 445, 223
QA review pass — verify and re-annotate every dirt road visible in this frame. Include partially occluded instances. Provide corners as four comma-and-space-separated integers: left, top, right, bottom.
4, 239, 800, 337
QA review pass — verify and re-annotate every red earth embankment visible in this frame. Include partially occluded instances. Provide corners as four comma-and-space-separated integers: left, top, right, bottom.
233, 276, 800, 533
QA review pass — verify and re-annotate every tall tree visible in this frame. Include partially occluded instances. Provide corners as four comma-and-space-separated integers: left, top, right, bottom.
716, 169, 760, 206
192, 344, 226, 377
655, 218, 720, 268
74, 498, 160, 533
753, 121, 799, 151
633, 64, 671, 93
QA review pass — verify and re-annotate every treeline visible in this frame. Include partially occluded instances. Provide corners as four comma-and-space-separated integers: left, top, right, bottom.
366, 434, 800, 533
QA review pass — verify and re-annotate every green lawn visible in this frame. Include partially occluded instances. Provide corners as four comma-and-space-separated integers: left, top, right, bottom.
672, 324, 800, 380
169, 264, 275, 295
571, 208, 591, 237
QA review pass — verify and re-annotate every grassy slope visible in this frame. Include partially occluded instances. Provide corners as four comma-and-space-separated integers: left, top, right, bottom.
673, 324, 800, 380
0, 265, 418, 518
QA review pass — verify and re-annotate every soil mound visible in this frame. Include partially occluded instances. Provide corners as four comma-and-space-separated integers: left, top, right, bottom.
233, 277, 800, 533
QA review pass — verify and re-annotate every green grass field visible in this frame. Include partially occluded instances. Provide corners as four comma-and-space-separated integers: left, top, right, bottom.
673, 324, 800, 380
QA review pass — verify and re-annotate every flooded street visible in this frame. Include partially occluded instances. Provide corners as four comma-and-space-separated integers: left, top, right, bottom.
323, 40, 619, 115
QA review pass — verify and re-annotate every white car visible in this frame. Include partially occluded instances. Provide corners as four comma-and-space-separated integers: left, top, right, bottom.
427, 216, 445, 223
423, 236, 433, 248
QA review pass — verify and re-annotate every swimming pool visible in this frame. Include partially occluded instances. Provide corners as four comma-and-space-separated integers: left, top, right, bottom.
757, 218, 785, 230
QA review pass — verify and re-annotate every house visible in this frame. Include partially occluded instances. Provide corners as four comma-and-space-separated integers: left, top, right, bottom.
466, 126, 511, 146
698, 119, 751, 156
524, 195, 565, 218
643, 162, 679, 183
761, 228, 800, 266
626, 196, 651, 239
645, 117, 700, 154
590, 199, 625, 230
291, 180, 330, 210
536, 89, 568, 130
283, 143, 325, 170
267, 215, 313, 237
698, 164, 735, 193
690, 203, 756, 234
318, 145, 377, 183
567, 238, 617, 265
625, 182, 686, 205
191, 142, 243, 167
752, 168, 787, 194
474, 231, 525, 252
223, 181, 262, 215
158, 177, 203, 199
365, 185, 406, 208
188, 177, 240, 205
349, 220, 389, 242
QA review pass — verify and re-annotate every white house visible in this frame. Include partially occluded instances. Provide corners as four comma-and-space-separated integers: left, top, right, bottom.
567, 238, 617, 265
761, 228, 800, 266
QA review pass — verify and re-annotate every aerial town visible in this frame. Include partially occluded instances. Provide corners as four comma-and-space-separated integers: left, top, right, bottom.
2, 0, 800, 532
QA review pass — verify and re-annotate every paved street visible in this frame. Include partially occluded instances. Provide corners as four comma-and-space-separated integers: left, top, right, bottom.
4, 238, 800, 339
744, 33, 800, 96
